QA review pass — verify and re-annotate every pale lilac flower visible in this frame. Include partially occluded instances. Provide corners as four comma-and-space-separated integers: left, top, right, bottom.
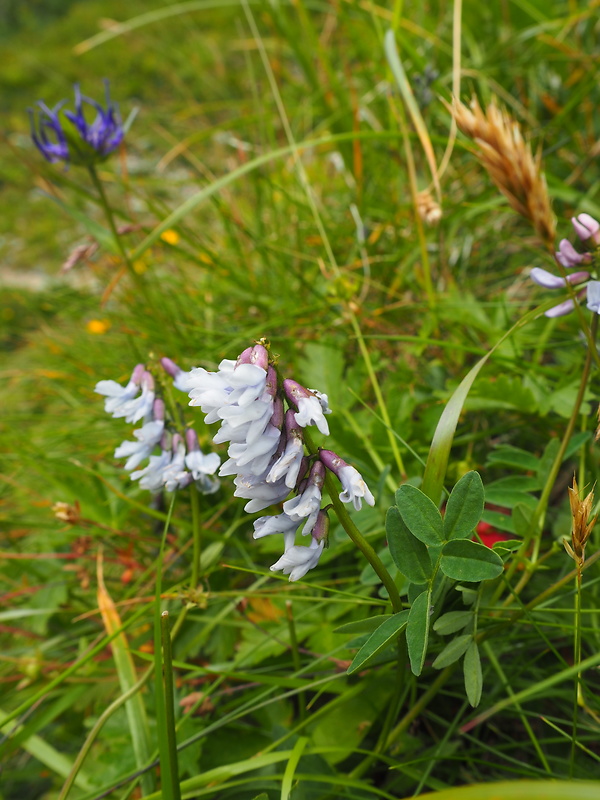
586, 280, 600, 314
555, 239, 592, 269
131, 448, 172, 492
283, 460, 325, 535
283, 379, 330, 436
162, 435, 192, 491
114, 419, 164, 471
530, 268, 589, 289
161, 357, 198, 392
95, 364, 144, 415
233, 471, 290, 513
266, 410, 305, 488
308, 389, 332, 417
95, 366, 155, 424
320, 449, 375, 511
572, 213, 600, 245
529, 267, 590, 318
270, 536, 324, 582
184, 428, 220, 494
253, 512, 299, 540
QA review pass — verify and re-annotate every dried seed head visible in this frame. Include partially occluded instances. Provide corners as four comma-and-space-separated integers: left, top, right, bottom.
564, 477, 596, 567
450, 96, 556, 249
52, 500, 81, 524
416, 189, 442, 226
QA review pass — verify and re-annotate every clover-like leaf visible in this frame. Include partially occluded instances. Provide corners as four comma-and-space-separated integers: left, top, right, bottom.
440, 539, 504, 582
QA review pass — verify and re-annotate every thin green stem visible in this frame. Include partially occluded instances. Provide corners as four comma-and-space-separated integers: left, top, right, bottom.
161, 612, 182, 800
386, 665, 454, 748
570, 570, 582, 777
349, 315, 406, 481
286, 601, 306, 724
87, 164, 147, 294
190, 486, 202, 587
326, 470, 403, 613
299, 428, 402, 613
350, 639, 408, 779
500, 314, 599, 603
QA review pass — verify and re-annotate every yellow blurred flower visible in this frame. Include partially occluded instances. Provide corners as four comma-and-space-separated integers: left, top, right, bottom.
133, 259, 147, 275
87, 319, 110, 334
161, 229, 180, 246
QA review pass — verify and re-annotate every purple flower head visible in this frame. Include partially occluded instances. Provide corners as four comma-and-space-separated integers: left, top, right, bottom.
30, 81, 124, 167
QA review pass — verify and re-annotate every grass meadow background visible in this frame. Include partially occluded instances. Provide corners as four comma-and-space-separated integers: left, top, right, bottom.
2, 1, 600, 798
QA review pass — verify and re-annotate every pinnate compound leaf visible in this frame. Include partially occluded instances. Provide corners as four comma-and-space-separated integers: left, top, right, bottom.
433, 610, 473, 635
395, 484, 444, 545
443, 471, 485, 540
407, 590, 431, 676
347, 610, 410, 674
440, 540, 504, 582
386, 507, 432, 583
433, 634, 473, 669
464, 641, 483, 707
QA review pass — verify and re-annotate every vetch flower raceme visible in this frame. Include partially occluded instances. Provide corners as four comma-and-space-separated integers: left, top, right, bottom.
95, 364, 155, 424
97, 362, 220, 496
529, 214, 600, 317
30, 81, 124, 167
163, 340, 376, 581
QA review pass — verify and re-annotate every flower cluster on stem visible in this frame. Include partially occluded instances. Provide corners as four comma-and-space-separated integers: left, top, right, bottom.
95, 364, 220, 494
530, 214, 600, 317
29, 81, 124, 167
163, 342, 375, 581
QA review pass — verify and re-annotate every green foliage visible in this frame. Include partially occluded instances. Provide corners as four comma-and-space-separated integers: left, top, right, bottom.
3, 0, 600, 796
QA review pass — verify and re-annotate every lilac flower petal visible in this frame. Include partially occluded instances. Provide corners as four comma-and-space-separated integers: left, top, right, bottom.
545, 298, 577, 318
586, 280, 600, 314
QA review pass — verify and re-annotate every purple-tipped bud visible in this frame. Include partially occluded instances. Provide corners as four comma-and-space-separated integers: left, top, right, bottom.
185, 427, 199, 452
141, 370, 155, 391
265, 366, 278, 398
237, 344, 269, 371
161, 357, 181, 378
160, 430, 172, 451
319, 449, 374, 510
250, 344, 269, 370
555, 239, 592, 268
131, 363, 146, 384
319, 449, 346, 474
572, 214, 600, 245
307, 459, 325, 488
312, 509, 330, 543
295, 456, 310, 489
236, 346, 254, 365
283, 378, 310, 405
152, 397, 165, 421
283, 379, 330, 435
271, 396, 284, 429
171, 432, 183, 452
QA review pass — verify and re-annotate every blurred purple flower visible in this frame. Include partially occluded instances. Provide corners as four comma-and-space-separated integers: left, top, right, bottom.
30, 81, 124, 166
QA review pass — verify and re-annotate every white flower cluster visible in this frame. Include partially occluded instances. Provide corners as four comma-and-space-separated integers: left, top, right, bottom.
164, 343, 375, 582
95, 365, 220, 495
